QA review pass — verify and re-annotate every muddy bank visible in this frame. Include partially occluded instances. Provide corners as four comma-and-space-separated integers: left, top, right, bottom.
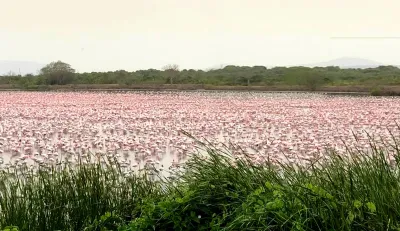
0, 83, 399, 95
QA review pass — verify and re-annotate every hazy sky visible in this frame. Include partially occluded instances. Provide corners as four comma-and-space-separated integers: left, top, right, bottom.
1, 0, 400, 72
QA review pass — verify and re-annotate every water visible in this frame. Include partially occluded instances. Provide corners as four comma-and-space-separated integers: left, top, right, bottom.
0, 91, 399, 172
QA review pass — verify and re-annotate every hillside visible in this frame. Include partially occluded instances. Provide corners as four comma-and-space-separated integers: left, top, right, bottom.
304, 57, 386, 69
0, 61, 44, 75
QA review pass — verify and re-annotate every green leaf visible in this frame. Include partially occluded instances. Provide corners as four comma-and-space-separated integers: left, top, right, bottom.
366, 202, 376, 213
325, 192, 334, 200
273, 190, 282, 198
265, 182, 273, 190
353, 200, 362, 209
254, 188, 263, 196
347, 211, 355, 224
266, 199, 284, 210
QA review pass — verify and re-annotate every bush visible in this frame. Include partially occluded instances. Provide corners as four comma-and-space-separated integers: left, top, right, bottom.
370, 87, 383, 96
119, 139, 400, 231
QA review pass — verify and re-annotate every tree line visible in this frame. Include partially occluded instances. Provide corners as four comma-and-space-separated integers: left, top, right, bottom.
1, 61, 400, 90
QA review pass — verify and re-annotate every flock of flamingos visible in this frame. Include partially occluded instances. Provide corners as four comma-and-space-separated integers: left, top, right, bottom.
0, 91, 399, 175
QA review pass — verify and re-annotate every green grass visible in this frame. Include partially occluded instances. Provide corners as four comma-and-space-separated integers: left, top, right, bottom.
2, 137, 400, 230
0, 156, 162, 231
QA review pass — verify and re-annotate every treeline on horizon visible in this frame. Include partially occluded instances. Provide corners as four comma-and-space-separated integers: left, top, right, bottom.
1, 61, 400, 90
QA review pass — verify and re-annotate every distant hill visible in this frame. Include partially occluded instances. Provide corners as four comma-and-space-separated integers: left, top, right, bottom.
303, 57, 389, 69
0, 61, 45, 76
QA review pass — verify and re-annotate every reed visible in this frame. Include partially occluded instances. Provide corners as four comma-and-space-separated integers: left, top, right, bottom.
2, 140, 400, 230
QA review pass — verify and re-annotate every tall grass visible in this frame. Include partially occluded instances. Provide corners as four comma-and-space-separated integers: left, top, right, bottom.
126, 138, 400, 231
2, 138, 400, 230
0, 157, 162, 231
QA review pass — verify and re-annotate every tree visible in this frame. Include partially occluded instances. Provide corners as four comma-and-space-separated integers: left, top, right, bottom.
302, 73, 322, 91
283, 67, 323, 91
162, 64, 179, 84
40, 61, 75, 85
6, 71, 18, 77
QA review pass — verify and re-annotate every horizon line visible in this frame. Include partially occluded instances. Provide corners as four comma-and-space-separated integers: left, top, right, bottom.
330, 36, 400, 40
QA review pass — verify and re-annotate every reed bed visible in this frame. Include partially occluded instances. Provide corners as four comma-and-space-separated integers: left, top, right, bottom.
0, 156, 162, 231
2, 139, 400, 230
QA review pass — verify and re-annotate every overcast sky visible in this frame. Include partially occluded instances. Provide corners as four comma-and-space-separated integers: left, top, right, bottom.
1, 0, 400, 72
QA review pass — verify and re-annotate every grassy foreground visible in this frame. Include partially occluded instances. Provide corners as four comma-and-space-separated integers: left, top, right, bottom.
1, 141, 400, 230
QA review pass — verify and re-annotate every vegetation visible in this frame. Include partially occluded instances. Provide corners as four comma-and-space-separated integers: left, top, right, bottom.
2, 135, 400, 230
1, 61, 400, 92
0, 155, 161, 231
39, 61, 76, 85
162, 64, 180, 85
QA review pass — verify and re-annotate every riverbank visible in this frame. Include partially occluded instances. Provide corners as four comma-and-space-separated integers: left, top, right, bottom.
1, 83, 399, 95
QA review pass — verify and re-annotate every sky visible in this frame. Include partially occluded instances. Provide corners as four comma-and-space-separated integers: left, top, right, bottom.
1, 0, 400, 72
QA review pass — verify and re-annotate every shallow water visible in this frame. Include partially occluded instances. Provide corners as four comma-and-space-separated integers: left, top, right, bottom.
0, 91, 399, 172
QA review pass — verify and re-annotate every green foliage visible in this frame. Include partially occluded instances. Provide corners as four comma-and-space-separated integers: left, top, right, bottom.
283, 68, 326, 90
1, 226, 19, 231
4, 139, 400, 230
371, 87, 383, 96
370, 87, 400, 96
83, 212, 125, 231
116, 139, 400, 231
0, 157, 162, 231
1, 65, 400, 89
162, 64, 180, 84
40, 60, 75, 85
